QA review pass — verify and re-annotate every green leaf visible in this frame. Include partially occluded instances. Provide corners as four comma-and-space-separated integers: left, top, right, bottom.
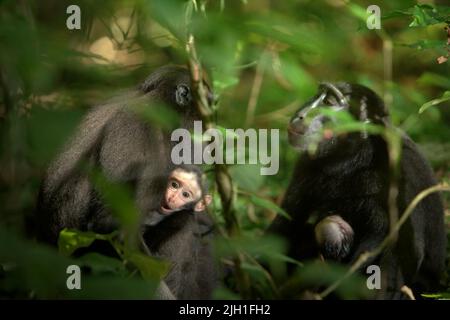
418, 72, 450, 89
25, 108, 84, 166
213, 71, 240, 94
318, 108, 385, 136
58, 229, 107, 256
421, 293, 444, 299
213, 234, 286, 262
212, 286, 241, 300
348, 3, 368, 21
131, 102, 181, 131
66, 275, 158, 299
230, 164, 264, 192
216, 125, 239, 140
126, 252, 170, 281
249, 194, 290, 220
269, 252, 303, 267
280, 261, 372, 299
419, 91, 450, 113
409, 5, 442, 27
144, 0, 186, 41
240, 261, 275, 295
384, 5, 450, 27
0, 226, 76, 298
278, 55, 316, 98
89, 170, 140, 230
77, 253, 126, 276
401, 40, 446, 51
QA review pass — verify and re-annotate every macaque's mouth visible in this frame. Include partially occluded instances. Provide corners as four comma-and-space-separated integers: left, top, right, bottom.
287, 126, 304, 145
287, 125, 304, 137
160, 200, 173, 214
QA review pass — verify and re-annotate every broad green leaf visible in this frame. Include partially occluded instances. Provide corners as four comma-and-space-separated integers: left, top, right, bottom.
77, 252, 126, 276
126, 252, 170, 281
418, 73, 450, 89
58, 229, 107, 256
89, 170, 139, 230
278, 55, 316, 98
230, 164, 264, 192
348, 3, 368, 21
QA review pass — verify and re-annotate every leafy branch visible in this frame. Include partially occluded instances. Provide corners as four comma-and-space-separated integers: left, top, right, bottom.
184, 5, 251, 298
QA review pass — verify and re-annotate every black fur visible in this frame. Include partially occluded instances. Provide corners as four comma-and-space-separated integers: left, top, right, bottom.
35, 65, 216, 299
270, 83, 446, 299
143, 211, 216, 299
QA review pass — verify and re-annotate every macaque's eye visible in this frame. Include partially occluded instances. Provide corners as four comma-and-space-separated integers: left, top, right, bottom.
182, 191, 191, 199
171, 180, 179, 189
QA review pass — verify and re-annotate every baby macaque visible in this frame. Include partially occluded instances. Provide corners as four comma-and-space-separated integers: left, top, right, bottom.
142, 165, 212, 227
314, 215, 354, 261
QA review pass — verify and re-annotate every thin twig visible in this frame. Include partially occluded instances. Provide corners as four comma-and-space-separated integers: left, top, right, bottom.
382, 38, 393, 107
385, 129, 401, 243
245, 53, 266, 127
255, 99, 300, 122
244, 252, 280, 296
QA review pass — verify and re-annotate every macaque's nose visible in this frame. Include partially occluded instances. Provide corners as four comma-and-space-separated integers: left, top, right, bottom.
288, 118, 307, 136
167, 190, 176, 203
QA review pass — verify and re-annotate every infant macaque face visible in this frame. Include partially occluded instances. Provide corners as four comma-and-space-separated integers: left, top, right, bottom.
160, 168, 206, 214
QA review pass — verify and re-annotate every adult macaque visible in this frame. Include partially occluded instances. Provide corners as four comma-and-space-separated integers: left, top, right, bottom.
270, 82, 446, 299
35, 65, 217, 299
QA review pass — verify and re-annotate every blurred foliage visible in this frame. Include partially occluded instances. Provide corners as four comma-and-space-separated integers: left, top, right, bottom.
0, 0, 449, 299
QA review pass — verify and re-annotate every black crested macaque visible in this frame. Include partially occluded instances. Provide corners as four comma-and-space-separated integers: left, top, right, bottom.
141, 164, 216, 300
35, 65, 216, 299
269, 82, 446, 299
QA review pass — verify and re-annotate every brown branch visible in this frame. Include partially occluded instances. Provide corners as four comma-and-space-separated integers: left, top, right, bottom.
185, 31, 251, 298
245, 53, 266, 127
186, 35, 213, 122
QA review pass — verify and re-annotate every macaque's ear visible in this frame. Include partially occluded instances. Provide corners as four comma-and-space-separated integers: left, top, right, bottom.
175, 84, 192, 106
204, 194, 212, 206
194, 194, 212, 212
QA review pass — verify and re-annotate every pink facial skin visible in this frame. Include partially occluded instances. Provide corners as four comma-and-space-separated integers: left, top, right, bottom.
160, 169, 211, 214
